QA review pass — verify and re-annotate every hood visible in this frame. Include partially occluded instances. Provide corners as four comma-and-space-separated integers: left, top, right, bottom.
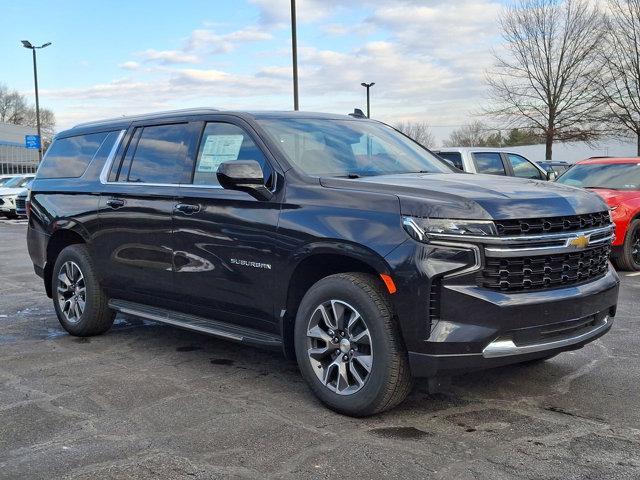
320, 173, 608, 220
589, 188, 640, 208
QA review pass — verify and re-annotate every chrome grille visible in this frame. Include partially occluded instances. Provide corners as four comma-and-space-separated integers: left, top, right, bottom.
494, 212, 610, 236
480, 244, 611, 291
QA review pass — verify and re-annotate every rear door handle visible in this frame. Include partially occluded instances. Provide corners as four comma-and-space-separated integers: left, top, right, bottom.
174, 203, 201, 215
106, 198, 125, 209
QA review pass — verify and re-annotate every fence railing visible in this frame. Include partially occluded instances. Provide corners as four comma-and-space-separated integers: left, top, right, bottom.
0, 144, 38, 175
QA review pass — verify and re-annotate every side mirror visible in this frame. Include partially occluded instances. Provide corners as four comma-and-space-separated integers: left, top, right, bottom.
546, 171, 556, 181
217, 160, 273, 201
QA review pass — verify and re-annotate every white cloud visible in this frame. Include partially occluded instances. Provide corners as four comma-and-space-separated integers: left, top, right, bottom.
185, 27, 273, 53
137, 49, 199, 64
50, 0, 506, 144
118, 61, 141, 70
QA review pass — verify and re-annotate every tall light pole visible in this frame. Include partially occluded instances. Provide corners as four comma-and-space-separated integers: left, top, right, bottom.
290, 0, 299, 111
21, 40, 51, 161
360, 82, 375, 118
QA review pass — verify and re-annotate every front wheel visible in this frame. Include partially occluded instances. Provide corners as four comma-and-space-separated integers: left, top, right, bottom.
613, 219, 640, 271
294, 273, 412, 416
52, 244, 115, 336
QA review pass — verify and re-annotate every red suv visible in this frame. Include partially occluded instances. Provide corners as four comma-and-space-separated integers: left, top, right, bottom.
556, 157, 640, 270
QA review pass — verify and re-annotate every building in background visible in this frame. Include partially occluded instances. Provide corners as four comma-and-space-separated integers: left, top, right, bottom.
0, 122, 39, 174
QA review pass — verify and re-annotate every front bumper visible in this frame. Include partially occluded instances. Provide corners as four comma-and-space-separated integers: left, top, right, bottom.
408, 267, 619, 377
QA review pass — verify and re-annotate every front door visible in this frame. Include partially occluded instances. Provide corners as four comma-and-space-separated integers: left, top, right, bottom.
172, 119, 282, 332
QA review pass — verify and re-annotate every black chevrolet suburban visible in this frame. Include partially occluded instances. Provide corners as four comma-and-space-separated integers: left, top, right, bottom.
27, 109, 619, 416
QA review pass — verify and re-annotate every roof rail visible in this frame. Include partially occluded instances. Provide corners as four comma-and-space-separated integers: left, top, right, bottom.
73, 107, 221, 128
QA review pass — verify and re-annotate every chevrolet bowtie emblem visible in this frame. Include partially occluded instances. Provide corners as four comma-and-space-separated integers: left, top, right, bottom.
567, 235, 590, 249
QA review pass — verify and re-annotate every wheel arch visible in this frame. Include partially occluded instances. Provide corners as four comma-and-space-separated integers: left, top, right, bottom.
280, 243, 395, 360
43, 227, 88, 298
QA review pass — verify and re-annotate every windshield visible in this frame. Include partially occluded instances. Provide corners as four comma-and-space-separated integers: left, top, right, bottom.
556, 163, 640, 190
0, 177, 17, 186
257, 118, 451, 177
2, 176, 32, 188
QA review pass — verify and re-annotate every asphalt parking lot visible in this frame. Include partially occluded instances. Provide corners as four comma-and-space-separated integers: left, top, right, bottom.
1, 220, 639, 480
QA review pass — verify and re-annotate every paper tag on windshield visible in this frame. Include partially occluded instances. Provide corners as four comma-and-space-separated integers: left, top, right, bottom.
197, 135, 244, 172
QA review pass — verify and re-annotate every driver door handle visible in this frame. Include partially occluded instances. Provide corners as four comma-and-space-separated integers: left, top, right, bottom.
174, 203, 201, 215
105, 198, 125, 209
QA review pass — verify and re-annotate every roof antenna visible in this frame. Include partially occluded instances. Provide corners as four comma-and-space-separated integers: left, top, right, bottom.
349, 108, 366, 118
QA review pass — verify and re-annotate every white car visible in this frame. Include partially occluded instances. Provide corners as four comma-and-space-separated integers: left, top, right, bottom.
0, 174, 35, 218
434, 147, 551, 180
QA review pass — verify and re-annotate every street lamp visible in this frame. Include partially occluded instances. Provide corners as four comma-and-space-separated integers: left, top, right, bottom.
21, 40, 52, 161
290, 0, 299, 111
361, 82, 375, 118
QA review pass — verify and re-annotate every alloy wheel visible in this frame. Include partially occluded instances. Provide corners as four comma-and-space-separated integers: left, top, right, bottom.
305, 300, 373, 395
56, 261, 86, 324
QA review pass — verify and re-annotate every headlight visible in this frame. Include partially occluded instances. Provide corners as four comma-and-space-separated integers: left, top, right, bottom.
403, 216, 497, 242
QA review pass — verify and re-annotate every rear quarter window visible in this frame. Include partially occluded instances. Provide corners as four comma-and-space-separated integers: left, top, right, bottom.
37, 132, 111, 179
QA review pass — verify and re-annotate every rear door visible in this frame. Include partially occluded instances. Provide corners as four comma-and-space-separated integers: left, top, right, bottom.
171, 117, 282, 332
95, 120, 199, 305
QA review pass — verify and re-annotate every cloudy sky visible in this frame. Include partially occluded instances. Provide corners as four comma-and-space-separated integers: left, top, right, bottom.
2, 0, 509, 144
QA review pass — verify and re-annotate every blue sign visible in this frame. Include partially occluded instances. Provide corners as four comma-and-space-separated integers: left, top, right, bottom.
25, 135, 40, 149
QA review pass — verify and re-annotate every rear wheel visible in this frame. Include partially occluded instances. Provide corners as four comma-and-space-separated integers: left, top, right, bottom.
52, 244, 115, 336
613, 219, 640, 271
294, 273, 412, 416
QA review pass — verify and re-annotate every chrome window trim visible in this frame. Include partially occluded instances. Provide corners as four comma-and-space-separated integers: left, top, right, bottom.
98, 129, 224, 189
97, 126, 279, 192
98, 130, 126, 184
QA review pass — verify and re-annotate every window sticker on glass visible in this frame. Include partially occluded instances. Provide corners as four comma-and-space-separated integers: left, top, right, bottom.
197, 135, 244, 172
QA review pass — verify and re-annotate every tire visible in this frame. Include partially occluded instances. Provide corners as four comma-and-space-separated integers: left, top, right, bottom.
52, 244, 115, 336
294, 272, 412, 416
613, 219, 640, 271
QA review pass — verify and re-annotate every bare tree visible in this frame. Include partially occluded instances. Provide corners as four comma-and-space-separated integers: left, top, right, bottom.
0, 83, 56, 142
394, 121, 436, 148
444, 121, 497, 147
486, 0, 604, 160
597, 0, 640, 155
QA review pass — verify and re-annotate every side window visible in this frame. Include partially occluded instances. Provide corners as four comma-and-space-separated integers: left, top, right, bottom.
192, 122, 273, 187
125, 124, 192, 184
508, 154, 544, 179
37, 132, 110, 178
437, 152, 464, 170
473, 152, 506, 175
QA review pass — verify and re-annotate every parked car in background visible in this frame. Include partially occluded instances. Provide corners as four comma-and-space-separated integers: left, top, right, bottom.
0, 174, 34, 218
434, 147, 550, 180
537, 161, 572, 178
556, 157, 640, 270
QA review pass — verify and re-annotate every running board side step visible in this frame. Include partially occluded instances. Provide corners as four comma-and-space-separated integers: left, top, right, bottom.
108, 299, 282, 348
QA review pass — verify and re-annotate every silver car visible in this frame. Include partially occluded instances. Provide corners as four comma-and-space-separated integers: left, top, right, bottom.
435, 147, 551, 180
